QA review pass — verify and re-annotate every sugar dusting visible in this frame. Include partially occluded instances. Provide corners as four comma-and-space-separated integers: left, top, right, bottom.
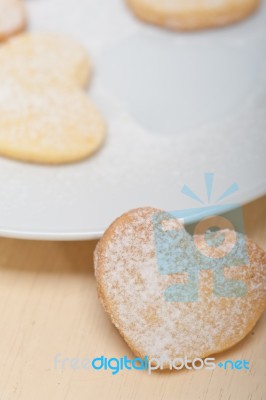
95, 208, 266, 360
0, 32, 103, 163
0, 77, 105, 162
0, 32, 90, 87
0, 0, 25, 38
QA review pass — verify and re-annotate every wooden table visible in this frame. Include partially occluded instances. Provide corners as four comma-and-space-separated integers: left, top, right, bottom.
0, 197, 265, 400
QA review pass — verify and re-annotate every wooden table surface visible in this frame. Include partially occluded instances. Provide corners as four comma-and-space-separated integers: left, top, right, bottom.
0, 197, 265, 400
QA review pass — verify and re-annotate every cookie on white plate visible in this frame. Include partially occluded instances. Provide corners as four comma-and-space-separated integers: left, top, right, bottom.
0, 78, 106, 164
127, 0, 260, 30
0, 33, 91, 88
0, 0, 26, 41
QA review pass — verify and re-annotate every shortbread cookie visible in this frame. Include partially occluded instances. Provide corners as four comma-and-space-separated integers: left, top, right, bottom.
127, 0, 260, 30
0, 0, 26, 41
94, 207, 266, 366
0, 79, 105, 163
0, 33, 90, 88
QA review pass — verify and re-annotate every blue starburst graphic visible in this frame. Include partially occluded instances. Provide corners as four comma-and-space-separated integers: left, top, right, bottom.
152, 173, 249, 302
181, 172, 239, 205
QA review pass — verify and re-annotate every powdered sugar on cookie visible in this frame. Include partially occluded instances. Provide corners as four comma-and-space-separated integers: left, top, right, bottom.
0, 79, 106, 163
95, 207, 266, 363
127, 0, 260, 30
0, 33, 90, 88
0, 0, 26, 41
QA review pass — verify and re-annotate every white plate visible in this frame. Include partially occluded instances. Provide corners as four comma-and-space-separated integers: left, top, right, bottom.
0, 0, 265, 240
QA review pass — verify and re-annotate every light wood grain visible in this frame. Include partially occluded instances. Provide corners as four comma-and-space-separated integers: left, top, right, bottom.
0, 197, 265, 400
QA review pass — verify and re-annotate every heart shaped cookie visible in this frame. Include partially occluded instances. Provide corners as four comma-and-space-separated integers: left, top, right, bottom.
0, 32, 105, 164
0, 33, 91, 88
127, 0, 260, 30
0, 78, 105, 164
0, 0, 26, 41
94, 207, 266, 365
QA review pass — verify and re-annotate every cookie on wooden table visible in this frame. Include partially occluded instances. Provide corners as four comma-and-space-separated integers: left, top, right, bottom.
94, 207, 266, 367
